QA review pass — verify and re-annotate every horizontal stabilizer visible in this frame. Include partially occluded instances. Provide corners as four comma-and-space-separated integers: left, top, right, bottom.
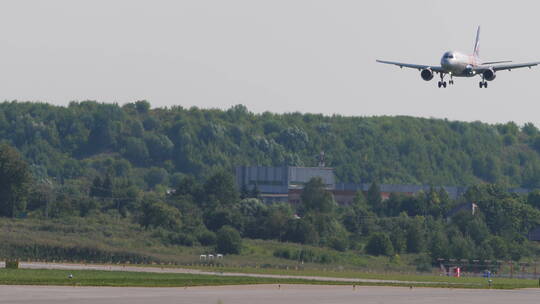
481, 60, 512, 65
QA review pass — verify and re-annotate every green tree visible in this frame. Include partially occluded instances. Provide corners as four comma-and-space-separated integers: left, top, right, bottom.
113, 181, 139, 216
89, 176, 103, 198
429, 230, 450, 260
450, 235, 475, 259
138, 195, 181, 230
284, 218, 319, 244
486, 236, 508, 259
144, 167, 169, 189
174, 176, 201, 199
216, 225, 242, 254
301, 177, 335, 213
122, 137, 149, 165
204, 205, 244, 232
102, 172, 114, 198
0, 143, 32, 217
342, 191, 374, 234
523, 122, 538, 136
451, 211, 490, 245
406, 219, 425, 253
144, 133, 173, 161
135, 100, 151, 114
365, 233, 394, 256
527, 190, 540, 210
367, 182, 382, 213
263, 203, 294, 240
203, 170, 239, 208
236, 198, 268, 238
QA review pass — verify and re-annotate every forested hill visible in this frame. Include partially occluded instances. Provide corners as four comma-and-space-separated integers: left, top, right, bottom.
2, 100, 540, 188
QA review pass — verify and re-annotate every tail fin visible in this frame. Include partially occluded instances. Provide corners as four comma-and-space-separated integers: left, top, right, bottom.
473, 26, 481, 59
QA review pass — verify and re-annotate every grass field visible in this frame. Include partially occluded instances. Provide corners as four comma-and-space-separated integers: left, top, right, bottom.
162, 264, 540, 289
0, 268, 350, 287
1, 267, 538, 289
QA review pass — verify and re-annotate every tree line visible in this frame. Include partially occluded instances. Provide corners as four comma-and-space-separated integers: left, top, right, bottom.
2, 100, 540, 188
1, 101, 540, 262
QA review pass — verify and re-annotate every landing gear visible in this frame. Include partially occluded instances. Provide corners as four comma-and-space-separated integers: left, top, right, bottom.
437, 73, 447, 88
479, 75, 488, 88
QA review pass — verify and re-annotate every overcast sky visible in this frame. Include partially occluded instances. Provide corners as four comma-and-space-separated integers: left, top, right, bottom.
1, 1, 539, 125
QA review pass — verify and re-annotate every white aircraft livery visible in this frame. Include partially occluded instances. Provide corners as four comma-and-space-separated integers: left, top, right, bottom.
376, 26, 540, 88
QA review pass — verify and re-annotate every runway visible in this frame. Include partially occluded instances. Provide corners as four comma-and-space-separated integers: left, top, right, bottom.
1, 284, 539, 304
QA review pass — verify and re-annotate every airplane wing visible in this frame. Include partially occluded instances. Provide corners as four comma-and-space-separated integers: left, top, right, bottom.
474, 61, 540, 72
481, 60, 512, 65
376, 60, 445, 73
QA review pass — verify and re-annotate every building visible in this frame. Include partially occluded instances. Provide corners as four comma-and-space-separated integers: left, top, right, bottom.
235, 165, 533, 205
235, 166, 335, 204
235, 166, 466, 205
528, 227, 540, 242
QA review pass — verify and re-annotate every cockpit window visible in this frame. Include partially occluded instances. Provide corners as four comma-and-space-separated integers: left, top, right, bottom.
444, 53, 454, 59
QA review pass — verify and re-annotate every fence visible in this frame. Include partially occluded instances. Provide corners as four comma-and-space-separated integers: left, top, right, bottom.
1, 255, 539, 280
436, 258, 540, 279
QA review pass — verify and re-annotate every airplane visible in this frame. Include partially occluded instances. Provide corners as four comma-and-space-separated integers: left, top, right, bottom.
376, 26, 540, 88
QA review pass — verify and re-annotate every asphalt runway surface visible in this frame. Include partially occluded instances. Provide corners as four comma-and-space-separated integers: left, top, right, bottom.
1, 284, 539, 304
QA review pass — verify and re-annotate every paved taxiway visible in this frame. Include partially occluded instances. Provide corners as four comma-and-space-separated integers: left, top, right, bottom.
1, 284, 539, 304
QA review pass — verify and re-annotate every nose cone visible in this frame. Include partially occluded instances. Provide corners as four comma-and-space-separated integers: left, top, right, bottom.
441, 60, 452, 71
441, 52, 453, 69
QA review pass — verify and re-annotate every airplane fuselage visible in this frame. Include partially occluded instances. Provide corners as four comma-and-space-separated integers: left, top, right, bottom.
440, 51, 478, 77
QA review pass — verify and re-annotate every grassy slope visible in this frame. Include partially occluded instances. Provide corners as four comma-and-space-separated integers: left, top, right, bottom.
2, 216, 539, 289
0, 216, 418, 272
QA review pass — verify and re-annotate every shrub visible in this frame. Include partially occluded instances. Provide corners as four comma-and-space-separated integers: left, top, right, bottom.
273, 248, 291, 259
197, 230, 217, 246
365, 233, 394, 256
216, 226, 242, 254
138, 197, 181, 230
168, 232, 197, 246
329, 236, 348, 252
5, 259, 19, 269
274, 248, 336, 264
414, 254, 433, 273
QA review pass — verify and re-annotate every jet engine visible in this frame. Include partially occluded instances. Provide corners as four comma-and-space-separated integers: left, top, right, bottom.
483, 68, 496, 81
420, 69, 434, 81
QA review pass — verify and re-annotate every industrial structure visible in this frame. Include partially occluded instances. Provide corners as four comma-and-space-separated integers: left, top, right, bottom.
235, 165, 532, 206
235, 165, 469, 205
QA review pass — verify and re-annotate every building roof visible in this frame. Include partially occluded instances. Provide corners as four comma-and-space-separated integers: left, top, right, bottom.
236, 166, 534, 200
529, 227, 540, 241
